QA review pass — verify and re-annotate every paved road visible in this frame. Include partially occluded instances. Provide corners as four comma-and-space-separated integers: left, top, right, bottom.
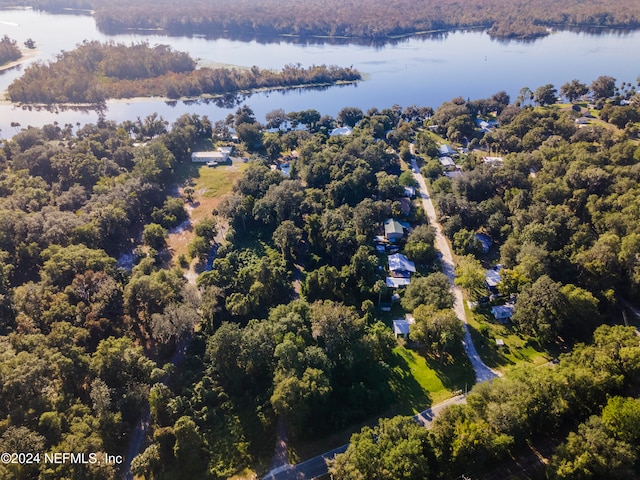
261, 395, 467, 480
411, 157, 499, 383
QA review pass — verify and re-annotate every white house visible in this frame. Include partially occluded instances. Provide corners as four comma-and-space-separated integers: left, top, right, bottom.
485, 266, 502, 290
191, 150, 229, 163
386, 277, 411, 288
388, 253, 416, 277
438, 144, 456, 156
330, 126, 353, 137
393, 315, 416, 338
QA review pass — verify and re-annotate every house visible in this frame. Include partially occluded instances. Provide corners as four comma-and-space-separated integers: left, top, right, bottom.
386, 277, 411, 288
397, 198, 412, 216
485, 266, 502, 291
388, 253, 416, 277
404, 186, 416, 198
330, 126, 353, 137
218, 146, 234, 155
474, 233, 493, 253
191, 151, 229, 163
393, 320, 411, 338
439, 156, 456, 168
384, 218, 405, 242
491, 304, 514, 322
392, 315, 416, 339
438, 144, 456, 156
482, 156, 504, 166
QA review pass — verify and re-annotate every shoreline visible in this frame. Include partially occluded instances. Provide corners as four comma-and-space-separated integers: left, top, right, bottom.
2, 78, 362, 110
0, 47, 39, 73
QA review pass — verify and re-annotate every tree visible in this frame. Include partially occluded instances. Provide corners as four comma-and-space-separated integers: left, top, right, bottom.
401, 272, 454, 312
534, 84, 557, 106
142, 223, 168, 251
236, 122, 263, 151
150, 303, 200, 346
172, 416, 208, 477
272, 220, 302, 260
454, 255, 486, 299
511, 275, 566, 342
560, 79, 588, 102
265, 108, 286, 130
590, 75, 616, 99
411, 305, 464, 359
328, 416, 432, 480
549, 416, 636, 480
337, 106, 363, 127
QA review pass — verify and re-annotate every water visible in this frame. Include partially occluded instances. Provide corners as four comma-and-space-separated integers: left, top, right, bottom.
1, 8, 640, 136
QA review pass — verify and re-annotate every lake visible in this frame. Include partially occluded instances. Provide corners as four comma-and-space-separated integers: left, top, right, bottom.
1, 8, 640, 136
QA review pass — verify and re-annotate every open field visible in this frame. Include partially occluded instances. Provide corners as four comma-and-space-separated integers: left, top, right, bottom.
166, 159, 248, 267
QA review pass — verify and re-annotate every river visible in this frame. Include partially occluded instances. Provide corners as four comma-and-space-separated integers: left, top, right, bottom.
1, 8, 640, 136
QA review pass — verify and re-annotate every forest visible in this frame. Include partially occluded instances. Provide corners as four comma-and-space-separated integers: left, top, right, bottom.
2, 0, 640, 40
6, 41, 360, 104
0, 35, 21, 66
0, 71, 639, 479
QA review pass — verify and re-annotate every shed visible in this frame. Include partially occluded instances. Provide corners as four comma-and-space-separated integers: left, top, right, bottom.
404, 186, 416, 198
474, 233, 493, 253
482, 156, 503, 166
397, 197, 412, 216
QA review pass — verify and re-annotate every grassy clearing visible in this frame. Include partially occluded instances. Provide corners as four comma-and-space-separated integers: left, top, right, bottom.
166, 160, 249, 265
388, 345, 474, 414
465, 304, 551, 371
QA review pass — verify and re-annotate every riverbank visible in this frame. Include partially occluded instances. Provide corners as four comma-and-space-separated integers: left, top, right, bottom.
0, 47, 38, 73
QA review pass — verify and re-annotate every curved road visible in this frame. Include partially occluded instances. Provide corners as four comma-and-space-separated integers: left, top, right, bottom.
411, 157, 499, 383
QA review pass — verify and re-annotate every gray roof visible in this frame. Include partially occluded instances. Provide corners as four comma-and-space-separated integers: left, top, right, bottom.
388, 253, 416, 274
384, 218, 405, 237
393, 319, 411, 336
386, 277, 411, 288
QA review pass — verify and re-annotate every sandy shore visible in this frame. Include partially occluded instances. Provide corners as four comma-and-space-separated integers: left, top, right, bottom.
0, 47, 39, 73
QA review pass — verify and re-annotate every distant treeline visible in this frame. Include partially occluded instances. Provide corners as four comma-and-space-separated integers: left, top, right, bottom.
0, 35, 21, 66
3, 0, 640, 39
7, 41, 360, 104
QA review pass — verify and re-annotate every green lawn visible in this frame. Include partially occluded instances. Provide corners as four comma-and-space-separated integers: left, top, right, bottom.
465, 304, 551, 371
387, 344, 475, 415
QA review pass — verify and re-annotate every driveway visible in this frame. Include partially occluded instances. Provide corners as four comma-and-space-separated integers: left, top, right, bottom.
411, 157, 499, 383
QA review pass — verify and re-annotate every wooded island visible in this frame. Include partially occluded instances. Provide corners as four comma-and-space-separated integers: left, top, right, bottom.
6, 41, 361, 104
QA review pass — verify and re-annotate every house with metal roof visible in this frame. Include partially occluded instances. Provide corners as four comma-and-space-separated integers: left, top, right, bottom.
384, 218, 405, 242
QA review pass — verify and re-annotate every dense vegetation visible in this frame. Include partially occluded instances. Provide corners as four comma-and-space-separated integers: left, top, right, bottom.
3, 0, 640, 40
1, 69, 640, 479
7, 41, 360, 104
329, 78, 640, 478
0, 113, 217, 479
0, 35, 21, 66
330, 324, 640, 479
